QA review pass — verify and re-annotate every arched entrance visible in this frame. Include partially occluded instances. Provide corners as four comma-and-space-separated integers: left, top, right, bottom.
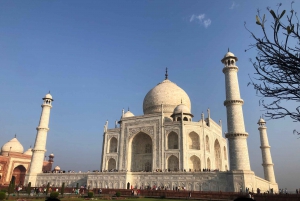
168, 132, 178, 149
214, 140, 222, 170
107, 158, 116, 170
12, 165, 26, 185
109, 137, 118, 153
188, 132, 200, 150
189, 155, 201, 171
131, 132, 152, 172
167, 155, 179, 171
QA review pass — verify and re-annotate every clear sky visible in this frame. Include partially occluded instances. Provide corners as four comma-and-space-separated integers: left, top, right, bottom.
0, 0, 299, 191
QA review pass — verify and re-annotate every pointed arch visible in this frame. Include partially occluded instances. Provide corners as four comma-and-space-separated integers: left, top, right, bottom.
167, 155, 179, 171
131, 132, 152, 172
214, 139, 222, 170
12, 165, 26, 185
205, 135, 210, 152
168, 131, 178, 149
189, 155, 201, 171
224, 146, 227, 160
109, 137, 118, 153
188, 132, 200, 150
107, 158, 116, 170
207, 157, 211, 169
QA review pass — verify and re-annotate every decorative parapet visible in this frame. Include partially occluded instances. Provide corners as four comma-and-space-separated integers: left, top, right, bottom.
225, 132, 249, 138
222, 66, 238, 73
223, 99, 244, 106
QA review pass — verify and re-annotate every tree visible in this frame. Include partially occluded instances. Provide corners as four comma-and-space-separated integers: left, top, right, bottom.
60, 182, 65, 196
245, 2, 300, 133
26, 182, 31, 196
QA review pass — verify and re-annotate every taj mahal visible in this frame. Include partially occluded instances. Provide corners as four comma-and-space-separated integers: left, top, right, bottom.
0, 51, 278, 192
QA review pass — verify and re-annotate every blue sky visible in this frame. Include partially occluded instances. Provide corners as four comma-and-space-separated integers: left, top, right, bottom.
0, 0, 299, 190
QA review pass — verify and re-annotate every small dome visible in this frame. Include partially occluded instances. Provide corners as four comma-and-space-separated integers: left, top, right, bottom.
1, 137, 24, 154
23, 148, 32, 156
173, 104, 191, 114
43, 93, 53, 100
123, 110, 134, 118
224, 52, 235, 57
54, 166, 60, 171
258, 118, 266, 124
221, 51, 238, 63
143, 79, 191, 115
49, 153, 54, 157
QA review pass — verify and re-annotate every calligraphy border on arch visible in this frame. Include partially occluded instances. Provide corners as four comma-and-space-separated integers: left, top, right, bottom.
123, 119, 160, 169
165, 129, 180, 136
108, 135, 119, 141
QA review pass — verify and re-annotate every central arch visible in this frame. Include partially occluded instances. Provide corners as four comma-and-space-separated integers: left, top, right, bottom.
131, 132, 152, 172
12, 165, 26, 185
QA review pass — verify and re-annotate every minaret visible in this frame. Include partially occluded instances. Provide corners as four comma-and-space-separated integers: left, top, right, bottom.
221, 51, 251, 170
258, 118, 276, 183
26, 93, 53, 186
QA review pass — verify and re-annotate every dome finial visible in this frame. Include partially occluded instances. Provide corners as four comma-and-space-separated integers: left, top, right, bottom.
15, 134, 16, 138
49, 90, 50, 94
165, 67, 168, 80
228, 48, 230, 52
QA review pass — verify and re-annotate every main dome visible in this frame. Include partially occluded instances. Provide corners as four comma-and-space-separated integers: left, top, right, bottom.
143, 79, 191, 115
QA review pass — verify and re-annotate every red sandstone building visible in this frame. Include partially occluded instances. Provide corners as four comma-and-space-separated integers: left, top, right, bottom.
0, 136, 54, 186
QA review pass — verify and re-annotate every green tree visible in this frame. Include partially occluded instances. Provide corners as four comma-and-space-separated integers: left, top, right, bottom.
60, 183, 65, 196
245, 2, 300, 133
0, 192, 6, 201
7, 180, 15, 195
26, 182, 31, 196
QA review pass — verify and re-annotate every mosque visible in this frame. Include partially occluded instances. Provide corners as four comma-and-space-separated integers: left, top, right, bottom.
0, 137, 54, 186
1, 51, 278, 192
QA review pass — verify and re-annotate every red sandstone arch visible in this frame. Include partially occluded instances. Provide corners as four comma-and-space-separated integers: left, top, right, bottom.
12, 165, 26, 185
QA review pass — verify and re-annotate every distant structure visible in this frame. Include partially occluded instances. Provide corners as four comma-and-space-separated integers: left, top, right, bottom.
1, 51, 278, 192
0, 136, 54, 185
258, 118, 276, 183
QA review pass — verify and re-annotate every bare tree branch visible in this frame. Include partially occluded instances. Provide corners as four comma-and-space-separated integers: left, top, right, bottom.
245, 2, 300, 133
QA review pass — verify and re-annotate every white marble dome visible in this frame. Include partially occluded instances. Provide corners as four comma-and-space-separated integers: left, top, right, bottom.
123, 110, 134, 118
173, 104, 191, 114
258, 118, 266, 124
54, 166, 61, 171
24, 148, 33, 155
143, 79, 191, 115
1, 137, 24, 154
43, 93, 53, 100
224, 51, 235, 57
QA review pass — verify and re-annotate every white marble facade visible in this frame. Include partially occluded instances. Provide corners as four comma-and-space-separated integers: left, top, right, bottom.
29, 52, 278, 192
101, 113, 228, 173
